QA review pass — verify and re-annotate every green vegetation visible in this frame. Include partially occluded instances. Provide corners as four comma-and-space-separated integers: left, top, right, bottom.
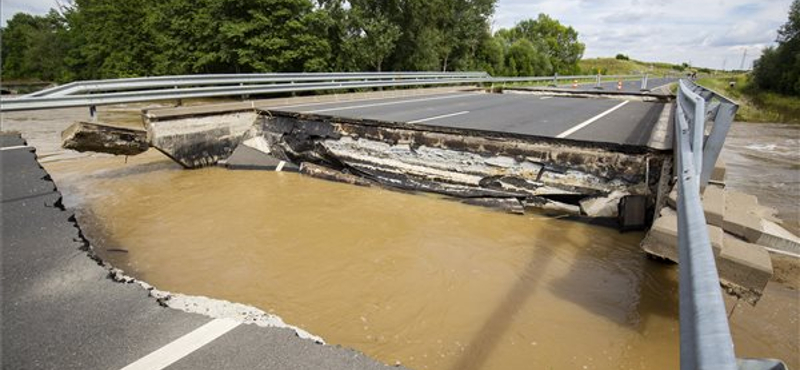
579, 57, 687, 76
0, 0, 586, 82
697, 75, 800, 123
751, 0, 799, 96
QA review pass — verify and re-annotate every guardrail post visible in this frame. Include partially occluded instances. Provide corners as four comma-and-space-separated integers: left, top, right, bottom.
550, 73, 558, 87
89, 105, 97, 122
699, 102, 735, 188
692, 95, 705, 177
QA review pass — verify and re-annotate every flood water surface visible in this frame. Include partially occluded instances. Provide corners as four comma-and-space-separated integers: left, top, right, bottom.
4, 107, 797, 369
46, 151, 682, 370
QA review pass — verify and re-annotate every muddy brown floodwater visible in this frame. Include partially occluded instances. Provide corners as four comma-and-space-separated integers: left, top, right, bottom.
2, 107, 798, 369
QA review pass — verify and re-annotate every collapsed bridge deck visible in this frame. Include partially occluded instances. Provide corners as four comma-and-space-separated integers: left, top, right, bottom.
255, 91, 672, 148
63, 88, 675, 225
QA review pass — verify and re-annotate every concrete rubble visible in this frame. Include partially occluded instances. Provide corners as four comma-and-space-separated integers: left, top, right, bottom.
62, 121, 148, 156
60, 103, 670, 223
61, 87, 477, 169
642, 160, 799, 304
229, 110, 671, 222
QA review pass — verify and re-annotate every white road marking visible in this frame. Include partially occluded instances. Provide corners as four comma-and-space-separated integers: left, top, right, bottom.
408, 110, 470, 124
555, 100, 630, 138
539, 96, 553, 100
306, 94, 471, 113
119, 318, 240, 370
264, 92, 456, 111
0, 145, 33, 152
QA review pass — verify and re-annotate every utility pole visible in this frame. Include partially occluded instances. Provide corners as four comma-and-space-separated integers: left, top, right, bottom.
721, 57, 727, 72
739, 48, 747, 70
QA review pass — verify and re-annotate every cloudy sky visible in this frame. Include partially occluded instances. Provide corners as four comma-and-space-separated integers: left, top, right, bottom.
1, 0, 793, 69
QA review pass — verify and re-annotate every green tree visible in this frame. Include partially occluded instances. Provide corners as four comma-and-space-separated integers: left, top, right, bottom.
1, 11, 71, 81
148, 0, 331, 74
66, 0, 156, 79
475, 33, 505, 75
504, 38, 550, 76
432, 0, 495, 71
508, 14, 584, 74
339, 2, 401, 71
753, 0, 800, 95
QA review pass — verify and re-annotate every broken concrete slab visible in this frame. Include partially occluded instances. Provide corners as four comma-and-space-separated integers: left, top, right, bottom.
723, 190, 765, 242
61, 121, 148, 156
146, 110, 258, 168
718, 234, 773, 304
579, 190, 628, 217
667, 187, 677, 209
710, 157, 726, 183
641, 208, 773, 302
462, 197, 525, 214
243, 110, 671, 222
666, 184, 725, 229
641, 207, 723, 261
757, 219, 800, 255
299, 162, 372, 187
225, 145, 298, 172
702, 184, 725, 228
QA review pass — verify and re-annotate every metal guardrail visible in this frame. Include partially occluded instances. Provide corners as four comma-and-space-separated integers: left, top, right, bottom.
674, 78, 737, 370
24, 72, 490, 98
0, 72, 652, 112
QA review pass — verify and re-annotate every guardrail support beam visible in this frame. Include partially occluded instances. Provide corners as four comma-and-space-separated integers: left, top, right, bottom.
700, 102, 735, 188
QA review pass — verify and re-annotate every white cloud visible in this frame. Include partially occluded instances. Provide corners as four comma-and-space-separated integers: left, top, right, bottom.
494, 0, 794, 69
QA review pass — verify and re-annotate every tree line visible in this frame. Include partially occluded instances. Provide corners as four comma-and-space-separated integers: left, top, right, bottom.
752, 0, 799, 96
0, 0, 585, 82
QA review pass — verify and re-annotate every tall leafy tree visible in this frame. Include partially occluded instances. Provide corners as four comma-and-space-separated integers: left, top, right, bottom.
149, 0, 330, 74
475, 33, 504, 75
339, 1, 401, 71
66, 0, 156, 79
506, 14, 584, 74
753, 0, 800, 95
1, 11, 71, 81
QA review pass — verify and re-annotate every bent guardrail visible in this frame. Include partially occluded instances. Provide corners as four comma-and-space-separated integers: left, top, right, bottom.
24, 71, 490, 98
1, 72, 652, 112
674, 78, 738, 370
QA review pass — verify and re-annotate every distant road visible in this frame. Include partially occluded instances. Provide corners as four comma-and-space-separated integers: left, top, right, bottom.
556, 77, 676, 93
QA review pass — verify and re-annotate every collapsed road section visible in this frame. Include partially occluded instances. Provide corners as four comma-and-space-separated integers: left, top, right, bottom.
62, 90, 675, 227
233, 109, 671, 224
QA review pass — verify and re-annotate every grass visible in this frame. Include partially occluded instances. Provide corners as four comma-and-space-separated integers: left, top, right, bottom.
696, 74, 800, 124
579, 57, 685, 76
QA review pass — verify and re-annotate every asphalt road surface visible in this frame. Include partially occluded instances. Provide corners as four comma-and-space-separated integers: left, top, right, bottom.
566, 77, 676, 93
268, 90, 670, 147
0, 133, 400, 370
